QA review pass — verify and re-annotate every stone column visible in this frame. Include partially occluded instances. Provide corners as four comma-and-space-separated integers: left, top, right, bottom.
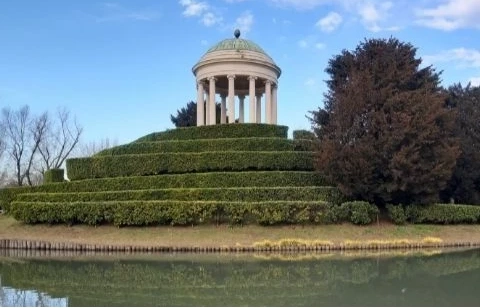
196, 80, 205, 126
227, 75, 235, 124
256, 94, 262, 123
272, 84, 278, 124
220, 93, 227, 124
248, 76, 257, 123
238, 94, 245, 123
205, 91, 210, 124
208, 76, 216, 125
265, 80, 272, 124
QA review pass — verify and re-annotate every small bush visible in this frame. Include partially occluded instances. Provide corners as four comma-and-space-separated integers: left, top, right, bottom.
135, 124, 288, 142
340, 201, 379, 225
43, 169, 65, 184
386, 204, 407, 225
66, 151, 315, 180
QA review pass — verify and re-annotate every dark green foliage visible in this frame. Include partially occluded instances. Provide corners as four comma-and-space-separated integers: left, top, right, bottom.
293, 130, 315, 140
10, 200, 334, 226
405, 204, 480, 224
66, 151, 315, 180
442, 83, 480, 205
135, 124, 288, 142
43, 169, 64, 184
386, 204, 407, 225
309, 37, 459, 206
0, 171, 329, 212
15, 186, 341, 203
95, 138, 311, 156
170, 101, 223, 127
339, 201, 379, 225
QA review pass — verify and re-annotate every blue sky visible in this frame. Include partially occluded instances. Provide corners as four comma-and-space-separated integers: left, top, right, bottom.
1, 0, 479, 146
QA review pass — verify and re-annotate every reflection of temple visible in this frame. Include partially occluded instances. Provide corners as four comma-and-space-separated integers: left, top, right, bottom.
0, 277, 68, 307
192, 29, 281, 126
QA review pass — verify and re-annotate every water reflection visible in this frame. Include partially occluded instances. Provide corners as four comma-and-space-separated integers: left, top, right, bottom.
0, 284, 67, 307
1, 248, 480, 306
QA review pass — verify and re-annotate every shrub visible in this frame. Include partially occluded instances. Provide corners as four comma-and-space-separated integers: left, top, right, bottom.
386, 204, 407, 225
340, 201, 379, 225
405, 203, 480, 224
66, 151, 315, 180
96, 138, 309, 156
43, 169, 65, 184
135, 124, 288, 142
293, 130, 316, 140
15, 186, 342, 203
0, 171, 329, 212
10, 200, 334, 226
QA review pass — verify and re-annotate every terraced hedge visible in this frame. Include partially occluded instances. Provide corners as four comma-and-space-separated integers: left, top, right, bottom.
10, 200, 336, 226
67, 151, 315, 180
14, 186, 344, 203
135, 124, 288, 142
96, 138, 314, 156
0, 171, 329, 212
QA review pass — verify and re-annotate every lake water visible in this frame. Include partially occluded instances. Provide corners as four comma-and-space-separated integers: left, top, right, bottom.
1, 248, 480, 306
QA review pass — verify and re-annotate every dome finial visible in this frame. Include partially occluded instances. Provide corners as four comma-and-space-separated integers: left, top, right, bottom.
234, 29, 240, 39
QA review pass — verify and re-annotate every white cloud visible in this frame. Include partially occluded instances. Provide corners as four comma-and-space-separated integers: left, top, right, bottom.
356, 1, 397, 32
268, 0, 330, 10
423, 48, 480, 68
202, 12, 223, 26
201, 39, 208, 46
298, 40, 308, 48
469, 77, 480, 87
416, 0, 480, 31
315, 42, 326, 50
305, 78, 316, 87
235, 11, 254, 34
180, 0, 208, 17
316, 12, 342, 32
179, 0, 222, 27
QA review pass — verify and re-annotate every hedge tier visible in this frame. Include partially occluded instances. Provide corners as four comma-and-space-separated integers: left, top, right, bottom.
0, 171, 329, 212
67, 151, 315, 180
10, 200, 334, 226
405, 204, 480, 224
135, 124, 288, 142
95, 138, 314, 156
15, 186, 343, 204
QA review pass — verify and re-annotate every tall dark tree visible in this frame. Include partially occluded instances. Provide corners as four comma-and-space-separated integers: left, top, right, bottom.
309, 37, 459, 205
170, 101, 223, 127
441, 83, 480, 204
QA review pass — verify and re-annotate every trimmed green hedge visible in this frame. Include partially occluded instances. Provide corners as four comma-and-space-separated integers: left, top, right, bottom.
15, 186, 344, 204
10, 200, 346, 226
95, 138, 313, 156
405, 203, 480, 224
135, 124, 288, 142
43, 169, 64, 184
67, 151, 315, 180
0, 171, 330, 213
293, 130, 316, 140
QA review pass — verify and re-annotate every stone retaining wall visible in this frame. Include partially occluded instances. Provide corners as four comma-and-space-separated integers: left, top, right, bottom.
1, 239, 479, 254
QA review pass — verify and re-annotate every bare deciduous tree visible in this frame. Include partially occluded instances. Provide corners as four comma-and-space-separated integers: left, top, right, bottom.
38, 107, 83, 172
76, 137, 118, 157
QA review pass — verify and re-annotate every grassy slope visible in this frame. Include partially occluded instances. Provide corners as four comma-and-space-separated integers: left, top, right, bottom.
2, 215, 480, 247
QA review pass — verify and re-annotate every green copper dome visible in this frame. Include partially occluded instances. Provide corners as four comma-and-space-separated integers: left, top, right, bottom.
204, 29, 273, 60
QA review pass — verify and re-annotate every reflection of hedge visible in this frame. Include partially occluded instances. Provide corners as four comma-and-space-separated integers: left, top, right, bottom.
0, 171, 328, 213
96, 138, 314, 156
1, 249, 480, 306
66, 151, 315, 180
135, 124, 288, 142
11, 200, 334, 226
15, 186, 343, 203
